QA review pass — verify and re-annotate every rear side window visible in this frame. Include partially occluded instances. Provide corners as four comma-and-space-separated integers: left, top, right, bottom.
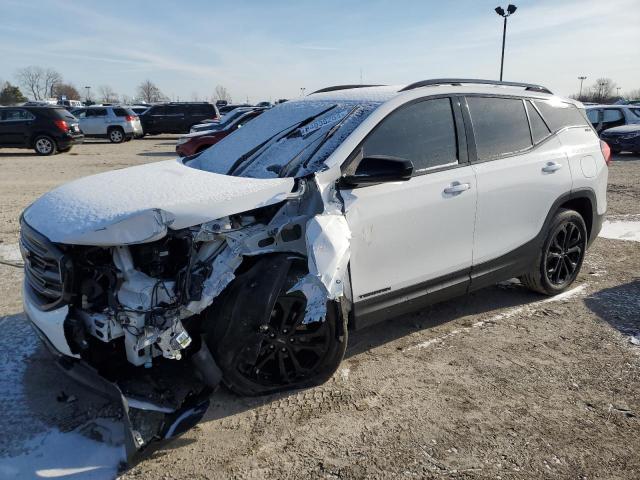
586, 109, 599, 124
150, 106, 166, 115
526, 101, 551, 144
630, 108, 640, 119
166, 105, 184, 115
533, 100, 588, 131
602, 109, 624, 122
363, 97, 458, 172
113, 107, 128, 117
190, 104, 214, 115
86, 108, 107, 117
1, 109, 35, 121
467, 97, 532, 160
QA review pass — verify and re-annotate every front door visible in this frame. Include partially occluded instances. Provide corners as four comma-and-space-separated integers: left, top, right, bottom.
342, 97, 477, 322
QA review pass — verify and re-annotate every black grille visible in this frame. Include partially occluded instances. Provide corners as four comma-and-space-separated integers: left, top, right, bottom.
20, 219, 73, 310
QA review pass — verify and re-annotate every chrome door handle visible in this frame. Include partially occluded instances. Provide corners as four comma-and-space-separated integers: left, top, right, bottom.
542, 162, 563, 173
443, 182, 471, 194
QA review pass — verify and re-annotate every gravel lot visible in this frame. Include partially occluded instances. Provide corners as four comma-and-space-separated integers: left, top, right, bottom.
0, 138, 638, 479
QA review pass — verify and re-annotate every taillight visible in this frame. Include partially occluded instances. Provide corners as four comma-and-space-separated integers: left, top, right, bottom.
600, 140, 612, 166
53, 119, 69, 132
125, 115, 137, 122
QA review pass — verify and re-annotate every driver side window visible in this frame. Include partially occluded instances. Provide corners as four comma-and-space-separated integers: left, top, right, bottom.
362, 98, 458, 173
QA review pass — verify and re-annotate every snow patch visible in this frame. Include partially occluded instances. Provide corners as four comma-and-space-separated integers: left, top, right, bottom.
0, 419, 124, 479
599, 219, 640, 242
0, 243, 22, 264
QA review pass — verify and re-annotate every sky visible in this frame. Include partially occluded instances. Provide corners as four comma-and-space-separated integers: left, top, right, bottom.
0, 0, 638, 103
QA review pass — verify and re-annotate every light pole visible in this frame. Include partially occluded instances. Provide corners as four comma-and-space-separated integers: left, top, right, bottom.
300, 87, 306, 97
578, 76, 587, 99
84, 86, 91, 103
494, 4, 517, 82
616, 87, 621, 97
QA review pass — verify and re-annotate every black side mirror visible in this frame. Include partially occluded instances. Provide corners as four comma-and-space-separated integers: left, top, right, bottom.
342, 155, 413, 187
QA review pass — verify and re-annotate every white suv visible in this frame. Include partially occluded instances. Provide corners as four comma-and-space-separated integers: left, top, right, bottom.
71, 105, 143, 142
20, 79, 608, 450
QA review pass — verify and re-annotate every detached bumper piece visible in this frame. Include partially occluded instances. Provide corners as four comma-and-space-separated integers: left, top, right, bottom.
32, 323, 219, 466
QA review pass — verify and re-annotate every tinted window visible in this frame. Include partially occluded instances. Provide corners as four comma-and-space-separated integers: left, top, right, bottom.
150, 106, 166, 115
113, 107, 128, 117
630, 108, 640, 119
533, 100, 588, 131
190, 104, 214, 115
86, 108, 107, 117
526, 101, 551, 144
1, 109, 35, 121
363, 98, 458, 172
602, 109, 624, 122
586, 109, 599, 124
166, 105, 184, 114
467, 97, 532, 160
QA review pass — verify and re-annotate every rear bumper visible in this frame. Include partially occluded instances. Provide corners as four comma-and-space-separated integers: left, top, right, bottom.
58, 133, 84, 149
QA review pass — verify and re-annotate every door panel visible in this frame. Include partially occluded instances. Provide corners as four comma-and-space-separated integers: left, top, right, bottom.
471, 135, 571, 264
343, 166, 477, 301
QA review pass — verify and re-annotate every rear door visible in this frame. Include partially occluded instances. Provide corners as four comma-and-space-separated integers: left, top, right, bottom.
343, 96, 477, 321
0, 108, 35, 145
466, 96, 573, 283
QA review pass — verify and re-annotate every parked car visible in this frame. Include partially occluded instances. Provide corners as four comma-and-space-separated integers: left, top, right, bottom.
585, 104, 640, 133
71, 105, 142, 142
20, 79, 608, 456
599, 124, 640, 154
139, 102, 219, 135
218, 103, 252, 114
57, 99, 83, 110
176, 108, 264, 156
0, 105, 83, 155
189, 107, 259, 133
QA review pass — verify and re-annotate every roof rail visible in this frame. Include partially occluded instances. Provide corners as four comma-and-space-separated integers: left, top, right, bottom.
310, 84, 385, 95
399, 78, 553, 95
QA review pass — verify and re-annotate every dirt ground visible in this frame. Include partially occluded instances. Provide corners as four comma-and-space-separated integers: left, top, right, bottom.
0, 138, 638, 479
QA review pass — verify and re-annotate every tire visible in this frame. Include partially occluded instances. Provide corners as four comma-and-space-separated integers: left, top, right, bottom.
206, 254, 347, 396
33, 136, 57, 155
520, 208, 587, 295
108, 128, 125, 143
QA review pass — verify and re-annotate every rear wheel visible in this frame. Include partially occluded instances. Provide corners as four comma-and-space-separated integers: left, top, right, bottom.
33, 136, 57, 155
207, 255, 347, 396
108, 127, 125, 143
521, 208, 587, 295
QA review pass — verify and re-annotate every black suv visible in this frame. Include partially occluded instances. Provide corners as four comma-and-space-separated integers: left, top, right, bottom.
0, 106, 84, 155
139, 102, 219, 135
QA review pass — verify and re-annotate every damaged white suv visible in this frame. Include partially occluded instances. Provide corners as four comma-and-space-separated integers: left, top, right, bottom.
21, 79, 608, 450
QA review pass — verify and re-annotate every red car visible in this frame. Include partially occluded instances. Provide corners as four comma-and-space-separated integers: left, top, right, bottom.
176, 109, 263, 157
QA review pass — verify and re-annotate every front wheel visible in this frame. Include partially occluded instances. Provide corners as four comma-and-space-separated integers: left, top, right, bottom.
33, 136, 57, 155
206, 255, 347, 396
521, 208, 587, 295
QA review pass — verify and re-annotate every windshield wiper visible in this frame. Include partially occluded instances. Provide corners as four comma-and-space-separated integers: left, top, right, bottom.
228, 105, 337, 176
279, 104, 362, 178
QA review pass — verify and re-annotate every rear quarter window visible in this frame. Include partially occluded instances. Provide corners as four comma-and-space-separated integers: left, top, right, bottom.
533, 100, 588, 131
112, 107, 128, 116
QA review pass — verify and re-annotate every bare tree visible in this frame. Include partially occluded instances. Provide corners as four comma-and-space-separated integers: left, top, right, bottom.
136, 80, 166, 103
52, 83, 81, 100
120, 94, 133, 105
624, 88, 640, 100
98, 85, 119, 103
213, 85, 232, 103
16, 66, 62, 100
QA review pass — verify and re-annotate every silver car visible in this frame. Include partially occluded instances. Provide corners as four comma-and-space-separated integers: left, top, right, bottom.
71, 105, 143, 142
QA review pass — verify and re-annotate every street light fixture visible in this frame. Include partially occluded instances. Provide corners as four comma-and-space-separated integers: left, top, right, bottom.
578, 76, 587, 99
300, 87, 306, 97
495, 4, 517, 81
84, 85, 91, 103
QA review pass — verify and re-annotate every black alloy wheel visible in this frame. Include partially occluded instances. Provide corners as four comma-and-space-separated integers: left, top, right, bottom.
544, 220, 584, 287
207, 254, 347, 396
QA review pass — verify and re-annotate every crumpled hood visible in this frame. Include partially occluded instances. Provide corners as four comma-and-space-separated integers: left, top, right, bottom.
23, 159, 295, 246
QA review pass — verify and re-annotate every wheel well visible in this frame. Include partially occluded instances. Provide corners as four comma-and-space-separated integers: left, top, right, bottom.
559, 197, 593, 240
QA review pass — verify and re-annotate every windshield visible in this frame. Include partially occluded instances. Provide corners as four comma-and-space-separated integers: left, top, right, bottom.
186, 100, 380, 178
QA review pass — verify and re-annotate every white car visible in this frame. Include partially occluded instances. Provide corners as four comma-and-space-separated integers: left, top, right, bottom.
20, 79, 608, 452
71, 105, 144, 142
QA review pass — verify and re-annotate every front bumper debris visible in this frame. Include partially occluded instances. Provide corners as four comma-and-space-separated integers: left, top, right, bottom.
29, 321, 216, 466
